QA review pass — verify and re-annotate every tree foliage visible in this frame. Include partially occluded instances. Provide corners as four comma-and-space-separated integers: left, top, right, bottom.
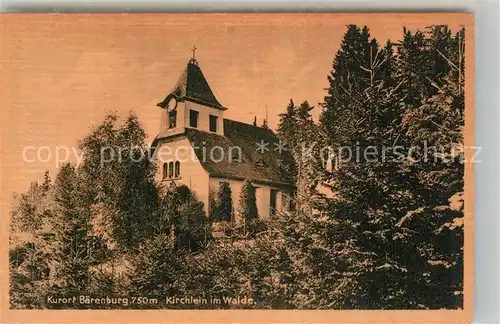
9, 25, 465, 310
79, 113, 159, 249
211, 181, 233, 222
238, 180, 258, 226
319, 24, 465, 309
51, 163, 93, 292
277, 100, 324, 213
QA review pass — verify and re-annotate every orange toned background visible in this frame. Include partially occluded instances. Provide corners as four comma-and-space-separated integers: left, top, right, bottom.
0, 13, 473, 323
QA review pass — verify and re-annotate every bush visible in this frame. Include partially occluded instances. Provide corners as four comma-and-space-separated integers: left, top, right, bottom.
127, 234, 187, 307
239, 180, 258, 223
217, 182, 233, 222
211, 182, 233, 222
172, 186, 210, 252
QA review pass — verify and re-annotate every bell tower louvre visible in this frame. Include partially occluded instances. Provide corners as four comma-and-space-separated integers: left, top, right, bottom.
156, 48, 226, 137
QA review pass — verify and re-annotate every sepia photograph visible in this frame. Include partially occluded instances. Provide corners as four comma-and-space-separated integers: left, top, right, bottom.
1, 13, 474, 323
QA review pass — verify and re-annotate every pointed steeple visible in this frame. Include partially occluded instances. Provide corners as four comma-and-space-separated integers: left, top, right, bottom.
157, 59, 225, 110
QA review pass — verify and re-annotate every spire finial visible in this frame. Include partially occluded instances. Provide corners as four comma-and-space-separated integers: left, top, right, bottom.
190, 44, 198, 64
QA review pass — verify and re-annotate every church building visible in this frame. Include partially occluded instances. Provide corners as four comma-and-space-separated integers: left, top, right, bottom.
151, 54, 293, 220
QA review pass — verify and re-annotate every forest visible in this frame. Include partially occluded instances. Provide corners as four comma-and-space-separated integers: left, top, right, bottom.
9, 24, 465, 310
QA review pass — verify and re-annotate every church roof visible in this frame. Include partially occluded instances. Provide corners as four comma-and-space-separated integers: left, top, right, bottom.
185, 119, 291, 186
158, 60, 225, 110
151, 119, 292, 187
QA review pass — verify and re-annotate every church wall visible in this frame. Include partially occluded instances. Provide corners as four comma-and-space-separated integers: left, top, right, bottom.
209, 178, 243, 222
153, 137, 211, 213
255, 185, 271, 218
176, 101, 187, 129
185, 101, 224, 135
253, 185, 284, 217
161, 101, 187, 133
152, 138, 292, 219
209, 177, 287, 221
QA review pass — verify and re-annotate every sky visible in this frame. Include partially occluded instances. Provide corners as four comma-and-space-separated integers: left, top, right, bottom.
1, 14, 464, 213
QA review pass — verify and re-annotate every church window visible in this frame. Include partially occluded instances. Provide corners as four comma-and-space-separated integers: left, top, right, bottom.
168, 110, 177, 128
168, 161, 174, 178
209, 115, 218, 132
270, 189, 278, 215
189, 110, 199, 128
175, 161, 180, 178
162, 163, 168, 179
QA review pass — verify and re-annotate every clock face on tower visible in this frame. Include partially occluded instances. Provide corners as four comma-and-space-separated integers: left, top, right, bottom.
167, 97, 177, 110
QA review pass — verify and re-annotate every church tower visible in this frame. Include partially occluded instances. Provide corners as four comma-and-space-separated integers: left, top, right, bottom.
151, 49, 293, 218
156, 48, 226, 138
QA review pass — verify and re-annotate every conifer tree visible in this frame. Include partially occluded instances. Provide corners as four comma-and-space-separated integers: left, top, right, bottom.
128, 234, 186, 302
9, 173, 56, 308
321, 24, 404, 215
175, 198, 207, 252
42, 171, 51, 194
239, 180, 258, 229
319, 24, 465, 309
52, 163, 92, 292
277, 100, 296, 141
171, 185, 208, 252
396, 27, 465, 307
277, 100, 299, 186
209, 193, 220, 223
320, 24, 415, 308
216, 181, 232, 222
277, 100, 323, 213
10, 180, 54, 242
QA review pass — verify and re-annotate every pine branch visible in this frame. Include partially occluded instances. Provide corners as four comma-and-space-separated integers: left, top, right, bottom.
359, 65, 371, 73
436, 48, 459, 71
425, 77, 443, 92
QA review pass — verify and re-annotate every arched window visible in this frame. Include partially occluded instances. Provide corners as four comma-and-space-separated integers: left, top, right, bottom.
168, 162, 174, 178
162, 163, 168, 179
175, 161, 180, 178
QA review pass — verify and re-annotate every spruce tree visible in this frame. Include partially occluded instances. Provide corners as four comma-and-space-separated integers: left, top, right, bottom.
239, 180, 258, 229
277, 99, 299, 186
128, 234, 186, 303
396, 27, 465, 307
320, 24, 420, 308
277, 100, 323, 213
52, 163, 92, 292
175, 198, 207, 252
171, 185, 208, 252
42, 171, 51, 194
319, 24, 465, 309
216, 182, 232, 222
